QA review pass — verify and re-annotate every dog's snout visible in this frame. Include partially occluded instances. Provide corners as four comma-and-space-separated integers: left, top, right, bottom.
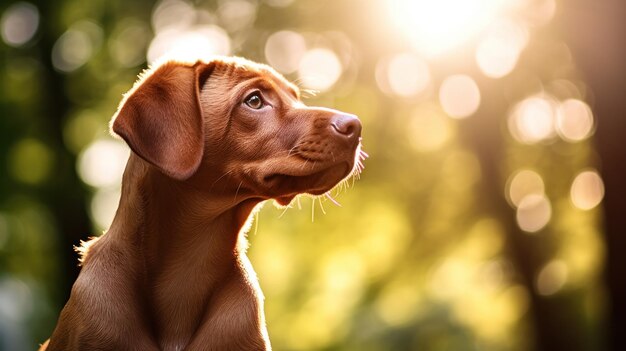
330, 114, 362, 141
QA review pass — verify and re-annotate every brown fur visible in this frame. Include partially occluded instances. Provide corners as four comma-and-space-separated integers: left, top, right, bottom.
41, 56, 363, 351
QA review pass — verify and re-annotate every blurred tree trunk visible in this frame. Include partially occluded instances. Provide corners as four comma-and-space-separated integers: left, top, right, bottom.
562, 1, 626, 350
460, 80, 587, 351
32, 0, 92, 305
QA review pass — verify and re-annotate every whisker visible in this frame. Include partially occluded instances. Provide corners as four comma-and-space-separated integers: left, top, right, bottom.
311, 197, 316, 222
209, 169, 234, 192
340, 179, 347, 193
287, 145, 299, 157
232, 181, 243, 205
318, 196, 327, 215
278, 203, 292, 218
300, 88, 319, 99
304, 88, 318, 96
291, 77, 306, 88
332, 186, 341, 198
325, 192, 342, 207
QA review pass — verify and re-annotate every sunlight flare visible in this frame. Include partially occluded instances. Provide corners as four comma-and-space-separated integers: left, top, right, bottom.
387, 0, 512, 57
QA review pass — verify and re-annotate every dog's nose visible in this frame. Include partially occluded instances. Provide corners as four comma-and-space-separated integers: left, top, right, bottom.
330, 113, 362, 141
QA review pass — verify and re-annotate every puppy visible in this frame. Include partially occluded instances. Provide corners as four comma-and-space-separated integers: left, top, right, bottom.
42, 56, 364, 351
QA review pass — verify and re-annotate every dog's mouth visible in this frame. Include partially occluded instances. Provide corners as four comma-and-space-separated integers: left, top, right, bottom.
258, 144, 366, 206
262, 162, 350, 205
262, 166, 337, 185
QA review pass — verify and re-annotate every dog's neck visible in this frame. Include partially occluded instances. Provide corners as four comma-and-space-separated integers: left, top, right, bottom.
107, 155, 262, 347
110, 154, 260, 263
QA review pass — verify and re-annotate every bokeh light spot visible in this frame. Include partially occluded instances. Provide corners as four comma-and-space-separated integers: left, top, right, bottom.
556, 99, 594, 142
506, 169, 545, 208
536, 260, 568, 296
218, 0, 258, 32
152, 0, 196, 32
439, 75, 481, 119
147, 25, 231, 64
385, 53, 431, 97
63, 109, 104, 154
8, 138, 54, 185
108, 19, 151, 68
90, 187, 122, 230
508, 95, 557, 144
77, 139, 129, 188
0, 278, 34, 323
570, 170, 604, 210
476, 19, 528, 79
264, 31, 306, 74
51, 21, 103, 73
0, 2, 39, 47
516, 194, 552, 233
298, 48, 342, 91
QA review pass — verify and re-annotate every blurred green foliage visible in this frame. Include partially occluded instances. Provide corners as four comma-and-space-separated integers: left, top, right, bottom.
0, 0, 609, 350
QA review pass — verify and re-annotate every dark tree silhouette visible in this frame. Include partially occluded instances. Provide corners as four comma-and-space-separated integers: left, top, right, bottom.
563, 1, 626, 350
31, 0, 92, 303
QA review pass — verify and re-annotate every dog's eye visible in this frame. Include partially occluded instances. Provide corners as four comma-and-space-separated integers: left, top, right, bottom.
244, 92, 264, 110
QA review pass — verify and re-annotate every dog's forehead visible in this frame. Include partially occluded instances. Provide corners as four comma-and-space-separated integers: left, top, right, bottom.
213, 58, 300, 98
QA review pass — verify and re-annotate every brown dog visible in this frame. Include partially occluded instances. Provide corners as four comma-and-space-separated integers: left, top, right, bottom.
42, 56, 363, 351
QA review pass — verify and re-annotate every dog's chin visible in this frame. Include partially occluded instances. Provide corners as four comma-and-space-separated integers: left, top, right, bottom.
263, 162, 351, 206
275, 195, 297, 207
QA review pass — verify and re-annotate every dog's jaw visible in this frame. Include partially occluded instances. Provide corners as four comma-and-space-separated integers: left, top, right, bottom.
265, 163, 350, 205
258, 141, 365, 206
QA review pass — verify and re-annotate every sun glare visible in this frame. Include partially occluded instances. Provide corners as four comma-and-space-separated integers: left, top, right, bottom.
387, 0, 511, 57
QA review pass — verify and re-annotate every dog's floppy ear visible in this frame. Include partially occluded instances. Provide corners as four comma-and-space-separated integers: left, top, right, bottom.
111, 61, 213, 180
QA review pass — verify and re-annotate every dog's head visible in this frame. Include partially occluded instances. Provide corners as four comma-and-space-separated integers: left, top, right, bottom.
111, 57, 364, 206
